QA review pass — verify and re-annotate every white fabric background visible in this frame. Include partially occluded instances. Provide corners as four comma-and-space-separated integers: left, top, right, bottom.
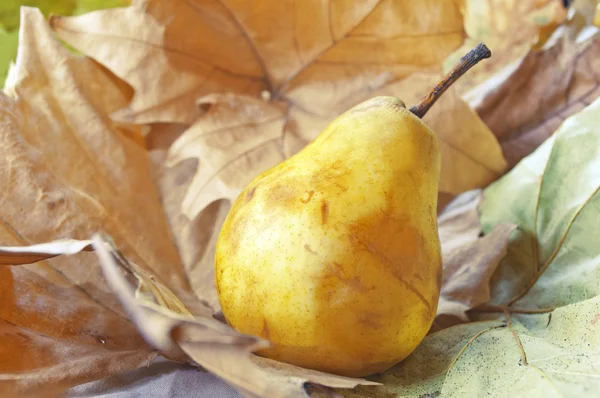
67, 359, 242, 398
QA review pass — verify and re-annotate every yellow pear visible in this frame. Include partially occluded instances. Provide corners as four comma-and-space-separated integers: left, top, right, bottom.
214, 44, 491, 377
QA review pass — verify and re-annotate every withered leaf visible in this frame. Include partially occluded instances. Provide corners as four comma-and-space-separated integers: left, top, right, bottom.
50, 0, 506, 196
437, 223, 516, 326
444, 0, 568, 92
434, 190, 516, 328
0, 7, 196, 395
49, 0, 465, 125
468, 8, 600, 166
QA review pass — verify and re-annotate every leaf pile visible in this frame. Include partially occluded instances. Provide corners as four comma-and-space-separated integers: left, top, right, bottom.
0, 1, 600, 397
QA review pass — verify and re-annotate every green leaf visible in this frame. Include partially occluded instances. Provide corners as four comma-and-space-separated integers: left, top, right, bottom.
480, 95, 600, 310
345, 296, 600, 398
0, 28, 18, 88
0, 1, 76, 31
340, 95, 600, 397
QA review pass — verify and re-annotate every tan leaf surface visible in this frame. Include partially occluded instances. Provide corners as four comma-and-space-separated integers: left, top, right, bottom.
432, 191, 515, 329
437, 190, 484, 255
49, 0, 464, 125
470, 22, 600, 167
437, 223, 516, 325
444, 0, 568, 92
0, 7, 196, 395
49, 0, 506, 192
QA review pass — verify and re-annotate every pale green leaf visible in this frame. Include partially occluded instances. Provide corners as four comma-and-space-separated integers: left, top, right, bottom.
0, 28, 18, 87
344, 296, 600, 398
480, 95, 600, 309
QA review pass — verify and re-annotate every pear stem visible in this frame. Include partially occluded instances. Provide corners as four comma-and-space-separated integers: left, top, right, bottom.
409, 43, 492, 119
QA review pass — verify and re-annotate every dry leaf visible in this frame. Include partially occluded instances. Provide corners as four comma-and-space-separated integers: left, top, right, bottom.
1, 234, 379, 397
470, 22, 600, 167
480, 88, 600, 310
49, 0, 506, 192
433, 190, 516, 328
437, 223, 516, 326
49, 0, 465, 125
0, 7, 198, 395
444, 0, 568, 92
437, 190, 484, 255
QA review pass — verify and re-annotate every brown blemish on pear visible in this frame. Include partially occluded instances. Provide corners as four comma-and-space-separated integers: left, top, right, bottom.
320, 201, 329, 225
245, 185, 257, 202
304, 244, 317, 255
300, 190, 315, 203
324, 262, 369, 293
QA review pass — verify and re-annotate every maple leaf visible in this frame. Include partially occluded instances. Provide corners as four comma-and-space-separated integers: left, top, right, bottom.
471, 20, 600, 167
49, 0, 507, 195
443, 0, 569, 93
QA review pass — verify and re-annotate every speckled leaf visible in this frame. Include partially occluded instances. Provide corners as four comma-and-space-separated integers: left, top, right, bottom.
345, 296, 600, 397
480, 94, 600, 310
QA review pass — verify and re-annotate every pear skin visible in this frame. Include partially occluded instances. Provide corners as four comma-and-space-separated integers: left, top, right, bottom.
215, 96, 442, 377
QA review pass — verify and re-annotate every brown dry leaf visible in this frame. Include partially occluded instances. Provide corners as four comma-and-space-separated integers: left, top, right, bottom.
469, 15, 600, 167
432, 191, 515, 329
437, 190, 485, 255
49, 0, 506, 189
48, 0, 465, 125
0, 6, 203, 395
444, 0, 568, 92
437, 223, 516, 326
0, 229, 378, 396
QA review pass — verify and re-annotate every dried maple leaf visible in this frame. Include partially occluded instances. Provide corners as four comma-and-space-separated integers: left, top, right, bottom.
0, 7, 201, 395
432, 190, 516, 329
49, 0, 506, 189
48, 0, 465, 125
444, 0, 568, 92
470, 20, 600, 167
